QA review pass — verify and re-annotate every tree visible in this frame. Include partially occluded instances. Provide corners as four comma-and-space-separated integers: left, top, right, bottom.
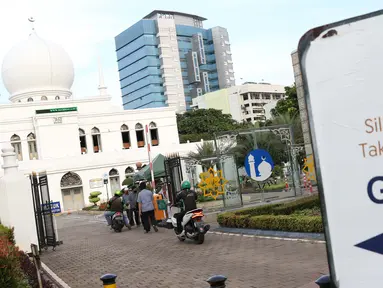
177, 109, 252, 143
271, 112, 303, 145
187, 141, 217, 171
271, 85, 299, 118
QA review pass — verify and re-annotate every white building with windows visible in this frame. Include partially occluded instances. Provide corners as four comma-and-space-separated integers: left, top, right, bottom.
0, 26, 198, 212
191, 82, 286, 122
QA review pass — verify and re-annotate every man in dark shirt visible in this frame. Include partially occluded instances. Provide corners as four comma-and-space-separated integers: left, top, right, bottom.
104, 191, 130, 228
175, 180, 198, 233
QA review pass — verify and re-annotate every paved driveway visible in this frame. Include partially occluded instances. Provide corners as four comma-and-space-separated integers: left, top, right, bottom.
41, 214, 328, 288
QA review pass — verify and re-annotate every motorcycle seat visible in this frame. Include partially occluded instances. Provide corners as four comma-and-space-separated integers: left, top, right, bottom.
185, 208, 203, 215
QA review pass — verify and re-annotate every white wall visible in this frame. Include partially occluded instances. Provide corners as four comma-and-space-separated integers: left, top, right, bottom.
0, 148, 38, 252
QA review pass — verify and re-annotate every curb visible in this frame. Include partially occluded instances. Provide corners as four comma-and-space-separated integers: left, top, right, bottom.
208, 231, 326, 244
41, 262, 71, 288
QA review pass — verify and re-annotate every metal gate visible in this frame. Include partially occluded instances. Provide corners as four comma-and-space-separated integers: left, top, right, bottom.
30, 171, 57, 251
164, 153, 183, 204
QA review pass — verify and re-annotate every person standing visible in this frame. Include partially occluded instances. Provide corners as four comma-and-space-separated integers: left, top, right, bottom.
127, 185, 141, 226
137, 181, 158, 233
122, 187, 131, 223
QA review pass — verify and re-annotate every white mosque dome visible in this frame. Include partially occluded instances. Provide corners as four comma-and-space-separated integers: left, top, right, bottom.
1, 30, 74, 102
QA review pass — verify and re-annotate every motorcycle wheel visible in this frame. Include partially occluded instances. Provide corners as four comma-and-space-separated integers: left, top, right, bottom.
196, 233, 204, 244
177, 236, 185, 242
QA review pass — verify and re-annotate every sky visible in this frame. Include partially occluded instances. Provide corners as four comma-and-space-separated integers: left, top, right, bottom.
0, 0, 381, 106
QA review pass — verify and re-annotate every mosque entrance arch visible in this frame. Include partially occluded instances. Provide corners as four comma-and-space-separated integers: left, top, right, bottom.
60, 172, 84, 211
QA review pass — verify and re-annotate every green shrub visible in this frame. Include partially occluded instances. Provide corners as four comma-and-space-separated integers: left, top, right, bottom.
90, 191, 102, 197
217, 214, 323, 233
0, 225, 15, 245
0, 236, 29, 288
233, 195, 320, 217
89, 191, 102, 206
217, 195, 323, 233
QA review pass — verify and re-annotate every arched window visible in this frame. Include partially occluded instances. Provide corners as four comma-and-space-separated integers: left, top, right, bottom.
55, 96, 60, 100
60, 172, 82, 188
91, 127, 102, 153
125, 166, 134, 176
41, 96, 48, 101
121, 124, 130, 149
27, 98, 33, 102
149, 122, 159, 146
79, 129, 87, 154
135, 123, 145, 148
109, 169, 120, 193
27, 133, 38, 160
10, 134, 22, 161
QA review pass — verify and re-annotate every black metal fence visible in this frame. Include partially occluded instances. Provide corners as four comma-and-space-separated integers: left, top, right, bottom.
30, 172, 57, 251
164, 153, 183, 204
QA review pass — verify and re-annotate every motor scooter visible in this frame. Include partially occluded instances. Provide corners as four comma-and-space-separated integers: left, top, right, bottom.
169, 204, 210, 244
111, 211, 131, 233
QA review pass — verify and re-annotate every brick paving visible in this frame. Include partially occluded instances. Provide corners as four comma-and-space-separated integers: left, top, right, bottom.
41, 215, 328, 288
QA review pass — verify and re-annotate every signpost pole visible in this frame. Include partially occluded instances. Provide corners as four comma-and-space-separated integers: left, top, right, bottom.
103, 173, 109, 200
145, 124, 156, 192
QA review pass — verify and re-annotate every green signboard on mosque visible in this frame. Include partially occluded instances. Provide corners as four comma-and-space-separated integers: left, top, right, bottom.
35, 107, 77, 114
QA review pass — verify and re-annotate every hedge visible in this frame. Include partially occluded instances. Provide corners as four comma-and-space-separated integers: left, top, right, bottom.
217, 195, 323, 233
217, 214, 323, 233
234, 195, 320, 217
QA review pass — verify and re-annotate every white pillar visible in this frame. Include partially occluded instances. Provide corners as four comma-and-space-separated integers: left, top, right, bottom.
0, 146, 38, 252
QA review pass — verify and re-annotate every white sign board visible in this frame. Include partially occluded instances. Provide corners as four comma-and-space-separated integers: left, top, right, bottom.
89, 178, 103, 189
300, 10, 383, 287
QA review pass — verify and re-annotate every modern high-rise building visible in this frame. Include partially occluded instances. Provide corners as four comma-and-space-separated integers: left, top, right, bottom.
115, 10, 235, 112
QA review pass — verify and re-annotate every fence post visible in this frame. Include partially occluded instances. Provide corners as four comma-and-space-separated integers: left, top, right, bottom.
315, 275, 331, 288
207, 275, 227, 287
100, 274, 117, 288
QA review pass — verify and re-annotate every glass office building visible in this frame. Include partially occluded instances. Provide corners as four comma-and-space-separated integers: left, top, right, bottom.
115, 10, 235, 112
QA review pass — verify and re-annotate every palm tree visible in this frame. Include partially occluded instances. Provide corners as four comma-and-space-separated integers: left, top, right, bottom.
271, 112, 303, 145
229, 131, 286, 168
187, 141, 217, 171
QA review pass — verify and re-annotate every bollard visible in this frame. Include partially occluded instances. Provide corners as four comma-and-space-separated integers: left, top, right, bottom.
315, 275, 331, 288
100, 274, 117, 288
207, 275, 227, 288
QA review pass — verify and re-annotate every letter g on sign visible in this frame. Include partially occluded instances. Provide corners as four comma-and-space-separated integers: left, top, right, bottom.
367, 176, 383, 204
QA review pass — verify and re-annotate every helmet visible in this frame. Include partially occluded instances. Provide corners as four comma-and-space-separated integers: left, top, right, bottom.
114, 191, 123, 197
181, 180, 191, 190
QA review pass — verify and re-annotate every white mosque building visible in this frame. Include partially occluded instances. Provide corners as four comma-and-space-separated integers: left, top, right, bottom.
0, 24, 200, 212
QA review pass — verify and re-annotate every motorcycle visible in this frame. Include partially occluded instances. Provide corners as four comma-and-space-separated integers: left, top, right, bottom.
111, 211, 131, 233
169, 204, 210, 244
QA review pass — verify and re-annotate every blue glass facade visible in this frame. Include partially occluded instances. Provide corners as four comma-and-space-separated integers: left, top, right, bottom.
116, 20, 222, 110
176, 25, 219, 108
115, 20, 164, 109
